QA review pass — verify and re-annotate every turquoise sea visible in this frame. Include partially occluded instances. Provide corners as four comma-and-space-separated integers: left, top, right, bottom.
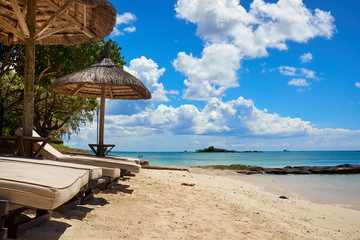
111, 151, 360, 167
112, 151, 360, 211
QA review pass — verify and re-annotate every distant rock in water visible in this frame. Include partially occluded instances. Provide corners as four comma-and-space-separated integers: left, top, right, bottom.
236, 164, 360, 175
196, 146, 263, 153
196, 146, 236, 152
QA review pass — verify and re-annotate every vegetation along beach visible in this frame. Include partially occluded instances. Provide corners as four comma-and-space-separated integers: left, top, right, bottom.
1, 0, 360, 239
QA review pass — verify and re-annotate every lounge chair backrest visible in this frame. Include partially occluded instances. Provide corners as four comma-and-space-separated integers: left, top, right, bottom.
14, 128, 65, 160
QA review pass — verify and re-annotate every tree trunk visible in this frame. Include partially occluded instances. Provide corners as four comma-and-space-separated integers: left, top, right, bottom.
0, 105, 4, 135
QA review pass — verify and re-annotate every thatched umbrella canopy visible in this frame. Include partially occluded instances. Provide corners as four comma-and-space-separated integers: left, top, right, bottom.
0, 0, 116, 155
51, 41, 151, 155
0, 0, 116, 45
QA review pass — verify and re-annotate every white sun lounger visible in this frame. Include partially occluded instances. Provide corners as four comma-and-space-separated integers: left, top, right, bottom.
15, 129, 140, 174
0, 160, 89, 238
0, 160, 89, 210
0, 155, 117, 211
0, 155, 102, 182
14, 130, 122, 179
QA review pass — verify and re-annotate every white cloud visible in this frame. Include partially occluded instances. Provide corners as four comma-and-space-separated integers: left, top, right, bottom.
116, 12, 137, 25
111, 12, 137, 36
356, 82, 360, 88
174, 0, 333, 99
124, 26, 136, 33
124, 57, 178, 102
300, 52, 313, 63
277, 66, 317, 79
175, 0, 336, 58
173, 43, 241, 100
104, 96, 313, 138
277, 66, 297, 76
300, 68, 316, 79
288, 78, 310, 87
168, 90, 179, 95
71, 95, 360, 150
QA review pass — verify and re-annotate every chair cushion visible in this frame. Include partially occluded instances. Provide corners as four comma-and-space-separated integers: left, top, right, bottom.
61, 154, 141, 173
101, 167, 121, 178
0, 155, 102, 180
0, 161, 88, 210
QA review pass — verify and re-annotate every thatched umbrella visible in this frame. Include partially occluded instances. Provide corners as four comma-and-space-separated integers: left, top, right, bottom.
51, 41, 151, 156
0, 0, 116, 155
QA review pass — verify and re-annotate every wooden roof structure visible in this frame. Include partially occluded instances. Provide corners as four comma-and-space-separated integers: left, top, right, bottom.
0, 0, 116, 45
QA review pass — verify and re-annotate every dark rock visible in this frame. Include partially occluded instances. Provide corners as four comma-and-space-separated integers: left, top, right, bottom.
236, 164, 360, 175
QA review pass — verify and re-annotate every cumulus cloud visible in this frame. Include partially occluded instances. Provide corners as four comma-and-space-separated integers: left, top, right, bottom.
300, 52, 313, 63
173, 43, 241, 100
174, 0, 334, 99
116, 12, 137, 25
288, 78, 310, 87
356, 82, 360, 88
105, 97, 313, 138
72, 97, 360, 150
124, 26, 136, 33
175, 0, 336, 58
124, 56, 178, 102
111, 12, 137, 36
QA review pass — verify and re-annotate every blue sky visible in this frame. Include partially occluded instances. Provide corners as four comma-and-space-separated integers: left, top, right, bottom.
66, 0, 360, 151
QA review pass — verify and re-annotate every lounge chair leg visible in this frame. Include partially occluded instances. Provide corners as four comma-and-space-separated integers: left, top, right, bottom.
4, 208, 25, 239
0, 200, 9, 239
120, 169, 127, 177
4, 207, 50, 239
80, 189, 94, 204
54, 197, 80, 214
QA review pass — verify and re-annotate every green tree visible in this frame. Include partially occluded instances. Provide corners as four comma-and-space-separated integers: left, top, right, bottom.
0, 40, 125, 138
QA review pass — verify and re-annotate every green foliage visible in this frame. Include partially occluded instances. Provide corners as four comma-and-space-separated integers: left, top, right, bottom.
49, 143, 89, 154
196, 146, 237, 152
0, 140, 17, 154
0, 40, 125, 139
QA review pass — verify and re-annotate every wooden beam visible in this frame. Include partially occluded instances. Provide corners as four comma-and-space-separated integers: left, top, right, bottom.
108, 86, 113, 99
83, 5, 86, 29
129, 86, 144, 98
43, 0, 96, 39
9, 0, 30, 38
13, 4, 27, 42
70, 83, 86, 95
0, 17, 25, 40
73, 0, 97, 7
36, 23, 78, 41
35, 0, 75, 39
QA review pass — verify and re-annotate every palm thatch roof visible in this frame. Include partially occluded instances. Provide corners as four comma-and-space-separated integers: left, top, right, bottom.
0, 0, 116, 46
50, 42, 152, 100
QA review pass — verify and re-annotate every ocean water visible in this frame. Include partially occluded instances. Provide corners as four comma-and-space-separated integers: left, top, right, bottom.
111, 151, 360, 167
112, 151, 360, 211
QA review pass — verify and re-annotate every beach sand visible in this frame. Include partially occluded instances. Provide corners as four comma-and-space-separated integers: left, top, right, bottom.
19, 168, 360, 240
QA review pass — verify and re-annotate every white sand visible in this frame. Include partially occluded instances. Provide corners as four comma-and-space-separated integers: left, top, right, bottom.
19, 169, 360, 240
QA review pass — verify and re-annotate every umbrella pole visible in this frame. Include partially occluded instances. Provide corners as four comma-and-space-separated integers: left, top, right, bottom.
96, 107, 99, 144
99, 86, 106, 146
23, 0, 36, 156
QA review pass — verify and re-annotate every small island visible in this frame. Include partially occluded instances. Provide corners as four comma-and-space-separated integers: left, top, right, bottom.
196, 146, 236, 152
196, 146, 263, 153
